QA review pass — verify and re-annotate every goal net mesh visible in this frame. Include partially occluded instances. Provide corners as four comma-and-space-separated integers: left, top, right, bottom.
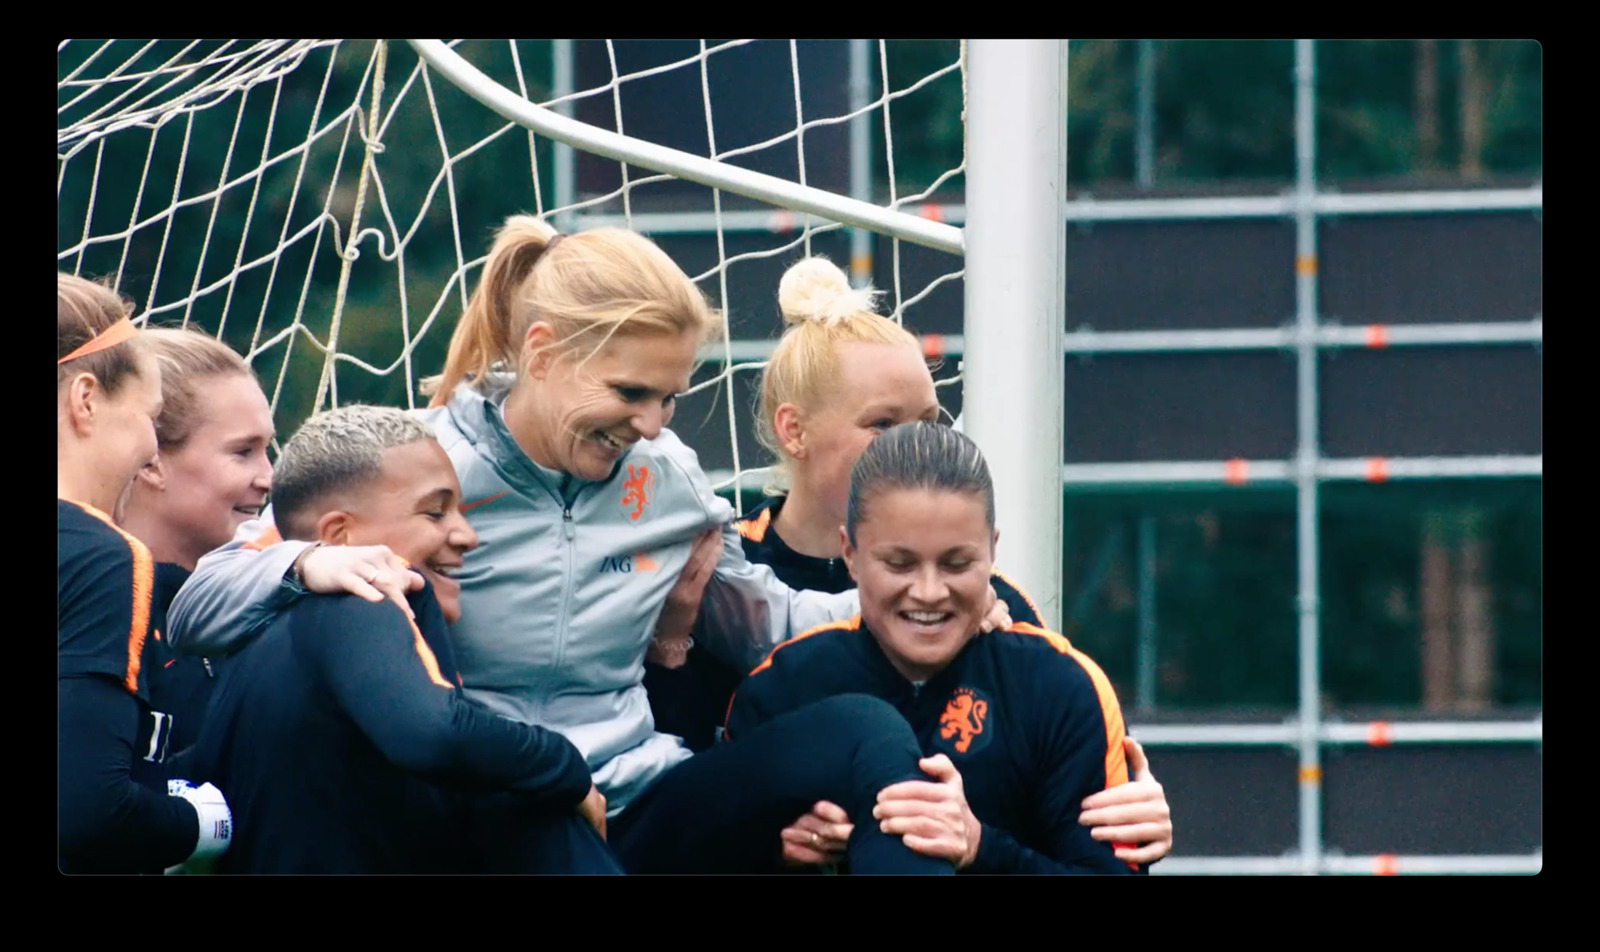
57, 39, 968, 504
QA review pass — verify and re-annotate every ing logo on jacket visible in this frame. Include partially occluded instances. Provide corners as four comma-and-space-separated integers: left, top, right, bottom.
599, 552, 661, 573
621, 464, 655, 522
938, 687, 992, 755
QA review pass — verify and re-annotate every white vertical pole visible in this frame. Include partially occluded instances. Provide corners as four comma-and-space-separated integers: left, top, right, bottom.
1292, 37, 1324, 876
552, 39, 577, 232
848, 39, 874, 289
962, 40, 1067, 632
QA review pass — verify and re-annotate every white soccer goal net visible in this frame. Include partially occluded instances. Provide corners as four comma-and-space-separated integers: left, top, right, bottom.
57, 39, 973, 504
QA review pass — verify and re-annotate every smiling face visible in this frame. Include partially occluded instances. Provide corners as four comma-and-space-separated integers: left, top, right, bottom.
789, 340, 939, 526
330, 438, 479, 624
513, 328, 699, 482
841, 485, 997, 683
149, 372, 275, 563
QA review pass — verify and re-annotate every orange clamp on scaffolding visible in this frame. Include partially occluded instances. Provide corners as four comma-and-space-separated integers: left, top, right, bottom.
849, 252, 873, 281
1365, 457, 1390, 483
1223, 459, 1249, 486
921, 333, 945, 360
1374, 855, 1399, 876
1367, 721, 1393, 746
1365, 324, 1389, 348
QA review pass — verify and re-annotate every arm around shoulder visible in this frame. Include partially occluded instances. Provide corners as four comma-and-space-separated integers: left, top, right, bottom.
697, 528, 859, 672
1023, 647, 1145, 874
167, 517, 310, 656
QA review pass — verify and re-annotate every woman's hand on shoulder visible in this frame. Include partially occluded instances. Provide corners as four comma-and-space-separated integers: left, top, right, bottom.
977, 585, 1012, 633
1078, 737, 1173, 864
292, 544, 424, 619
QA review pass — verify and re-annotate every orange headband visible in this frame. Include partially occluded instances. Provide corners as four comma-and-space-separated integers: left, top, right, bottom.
58, 316, 138, 365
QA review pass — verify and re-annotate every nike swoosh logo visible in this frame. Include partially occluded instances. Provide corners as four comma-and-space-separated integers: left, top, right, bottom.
460, 491, 510, 513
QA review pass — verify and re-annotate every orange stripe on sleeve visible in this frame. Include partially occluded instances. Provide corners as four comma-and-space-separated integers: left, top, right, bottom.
725, 616, 863, 738
243, 525, 283, 551
72, 501, 156, 695
1074, 649, 1130, 789
746, 615, 861, 678
124, 541, 153, 694
405, 614, 456, 690
1007, 622, 1129, 788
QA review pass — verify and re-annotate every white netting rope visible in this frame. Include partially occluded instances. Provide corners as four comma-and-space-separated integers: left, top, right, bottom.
57, 39, 967, 497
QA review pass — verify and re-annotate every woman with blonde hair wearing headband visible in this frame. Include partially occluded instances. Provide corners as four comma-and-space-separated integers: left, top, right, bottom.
57, 273, 232, 873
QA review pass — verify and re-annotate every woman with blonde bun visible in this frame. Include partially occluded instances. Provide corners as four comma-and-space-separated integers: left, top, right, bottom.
646, 256, 1175, 869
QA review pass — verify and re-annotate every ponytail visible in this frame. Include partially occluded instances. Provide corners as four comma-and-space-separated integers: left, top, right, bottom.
422, 215, 559, 406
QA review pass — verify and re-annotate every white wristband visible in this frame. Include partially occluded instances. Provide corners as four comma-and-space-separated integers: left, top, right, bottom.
169, 779, 233, 863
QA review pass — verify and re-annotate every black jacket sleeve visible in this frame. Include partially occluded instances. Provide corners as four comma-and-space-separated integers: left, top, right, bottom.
967, 652, 1143, 875
293, 595, 593, 810
720, 651, 790, 744
58, 675, 199, 874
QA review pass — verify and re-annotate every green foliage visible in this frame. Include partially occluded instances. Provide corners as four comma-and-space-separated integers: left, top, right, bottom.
870, 39, 1541, 198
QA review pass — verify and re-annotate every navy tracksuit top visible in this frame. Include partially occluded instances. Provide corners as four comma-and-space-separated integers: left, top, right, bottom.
726, 615, 1144, 875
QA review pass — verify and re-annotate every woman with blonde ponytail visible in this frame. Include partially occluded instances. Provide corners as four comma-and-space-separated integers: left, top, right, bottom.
646, 256, 1175, 869
162, 219, 1011, 874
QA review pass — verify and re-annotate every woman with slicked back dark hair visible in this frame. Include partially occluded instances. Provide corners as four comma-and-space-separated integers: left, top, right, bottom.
727, 422, 1168, 873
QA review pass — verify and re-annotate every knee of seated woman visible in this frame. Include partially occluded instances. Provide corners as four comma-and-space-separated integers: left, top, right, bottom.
803, 693, 915, 739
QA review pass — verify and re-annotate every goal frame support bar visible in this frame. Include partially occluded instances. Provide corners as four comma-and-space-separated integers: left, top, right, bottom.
406, 39, 965, 256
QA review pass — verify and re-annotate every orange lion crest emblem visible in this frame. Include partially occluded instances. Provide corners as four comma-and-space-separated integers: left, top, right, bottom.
938, 687, 991, 755
621, 464, 655, 522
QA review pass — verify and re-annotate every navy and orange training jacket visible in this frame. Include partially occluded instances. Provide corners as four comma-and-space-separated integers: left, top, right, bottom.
725, 616, 1144, 875
57, 499, 199, 873
187, 580, 593, 873
645, 495, 1044, 753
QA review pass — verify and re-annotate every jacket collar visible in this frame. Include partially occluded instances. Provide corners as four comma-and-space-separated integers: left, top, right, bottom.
855, 617, 986, 700
743, 496, 854, 593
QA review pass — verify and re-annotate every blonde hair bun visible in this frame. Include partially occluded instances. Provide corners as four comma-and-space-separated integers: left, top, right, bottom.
777, 256, 882, 326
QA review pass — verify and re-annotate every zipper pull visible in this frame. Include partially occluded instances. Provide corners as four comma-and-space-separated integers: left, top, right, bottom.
202, 657, 214, 678
563, 505, 575, 541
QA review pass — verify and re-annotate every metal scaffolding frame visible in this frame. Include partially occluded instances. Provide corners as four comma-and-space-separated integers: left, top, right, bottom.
547, 39, 1541, 875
